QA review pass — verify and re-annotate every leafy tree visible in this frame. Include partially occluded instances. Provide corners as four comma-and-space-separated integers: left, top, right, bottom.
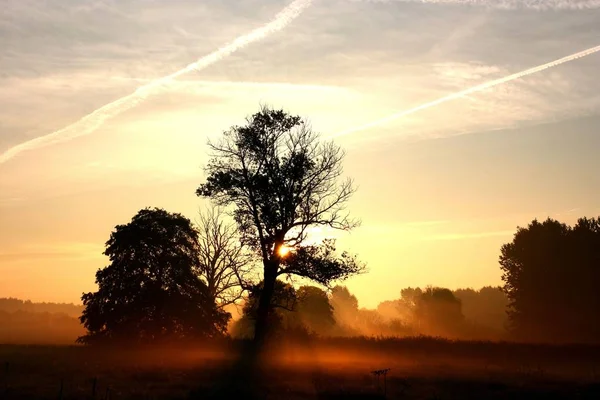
196, 106, 364, 344
296, 286, 335, 334
196, 205, 254, 308
78, 208, 229, 344
454, 286, 508, 334
500, 217, 600, 343
397, 287, 423, 322
329, 285, 359, 329
414, 287, 464, 337
376, 299, 402, 321
232, 280, 302, 338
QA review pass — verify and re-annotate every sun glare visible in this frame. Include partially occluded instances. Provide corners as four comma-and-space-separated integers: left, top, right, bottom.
278, 245, 291, 257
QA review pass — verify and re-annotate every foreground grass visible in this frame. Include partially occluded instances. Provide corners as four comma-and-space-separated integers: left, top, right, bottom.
1, 337, 600, 399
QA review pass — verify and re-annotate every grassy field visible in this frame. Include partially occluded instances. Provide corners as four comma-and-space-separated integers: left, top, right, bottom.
1, 337, 600, 399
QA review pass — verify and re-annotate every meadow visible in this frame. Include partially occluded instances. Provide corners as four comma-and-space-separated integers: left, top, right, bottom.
1, 337, 600, 399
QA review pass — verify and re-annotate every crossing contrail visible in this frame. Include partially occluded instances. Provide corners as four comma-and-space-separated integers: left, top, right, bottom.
332, 44, 600, 139
353, 0, 600, 11
0, 0, 313, 165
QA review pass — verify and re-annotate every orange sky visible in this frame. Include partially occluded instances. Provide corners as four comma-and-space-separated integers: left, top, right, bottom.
1, 0, 600, 308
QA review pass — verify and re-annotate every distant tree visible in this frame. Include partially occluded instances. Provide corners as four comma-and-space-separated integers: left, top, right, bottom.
196, 106, 364, 344
0, 299, 83, 317
296, 286, 335, 334
397, 287, 423, 321
78, 208, 229, 344
196, 205, 254, 308
0, 310, 85, 345
500, 217, 600, 343
414, 287, 464, 337
376, 300, 402, 321
329, 285, 360, 329
454, 286, 508, 334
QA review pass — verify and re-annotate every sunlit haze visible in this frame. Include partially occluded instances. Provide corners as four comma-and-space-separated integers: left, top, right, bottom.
1, 0, 599, 308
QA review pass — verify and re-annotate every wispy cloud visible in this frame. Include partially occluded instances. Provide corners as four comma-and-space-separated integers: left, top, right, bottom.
0, 0, 313, 165
352, 0, 600, 10
332, 44, 600, 139
425, 230, 515, 241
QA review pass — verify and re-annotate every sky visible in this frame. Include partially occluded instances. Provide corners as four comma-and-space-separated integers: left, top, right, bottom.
1, 0, 599, 309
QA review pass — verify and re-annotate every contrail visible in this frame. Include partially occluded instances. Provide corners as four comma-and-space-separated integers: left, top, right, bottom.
353, 0, 600, 11
0, 0, 313, 165
332, 44, 600, 139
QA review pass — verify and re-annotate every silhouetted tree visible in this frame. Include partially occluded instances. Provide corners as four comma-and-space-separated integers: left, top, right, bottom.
454, 286, 508, 335
78, 208, 229, 344
232, 280, 303, 338
329, 285, 359, 330
196, 106, 364, 345
500, 217, 600, 343
414, 287, 464, 337
196, 205, 254, 308
296, 286, 335, 334
397, 287, 423, 321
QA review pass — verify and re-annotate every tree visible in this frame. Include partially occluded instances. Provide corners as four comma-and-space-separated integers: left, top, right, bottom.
329, 285, 359, 330
196, 106, 364, 344
454, 286, 508, 334
296, 286, 335, 334
397, 287, 423, 322
196, 205, 254, 308
78, 208, 229, 344
414, 287, 464, 338
232, 280, 302, 339
500, 217, 600, 343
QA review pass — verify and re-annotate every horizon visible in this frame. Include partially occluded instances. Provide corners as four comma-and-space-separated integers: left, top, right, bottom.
1, 0, 600, 309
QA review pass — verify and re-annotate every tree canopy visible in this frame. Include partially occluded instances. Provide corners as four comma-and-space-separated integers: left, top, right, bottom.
78, 208, 229, 344
196, 106, 364, 343
296, 286, 335, 334
414, 287, 464, 338
500, 217, 600, 343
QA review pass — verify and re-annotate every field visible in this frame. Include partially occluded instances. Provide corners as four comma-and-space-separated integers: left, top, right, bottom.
1, 337, 600, 399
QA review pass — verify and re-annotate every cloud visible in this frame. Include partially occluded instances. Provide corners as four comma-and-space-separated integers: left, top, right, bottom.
2, 0, 600, 161
0, 0, 313, 165
331, 44, 600, 140
403, 220, 451, 227
350, 0, 600, 10
425, 230, 515, 240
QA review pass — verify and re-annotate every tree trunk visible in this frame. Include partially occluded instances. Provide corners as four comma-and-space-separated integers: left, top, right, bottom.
253, 260, 278, 349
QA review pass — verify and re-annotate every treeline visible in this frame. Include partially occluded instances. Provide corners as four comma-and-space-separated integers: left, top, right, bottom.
229, 284, 509, 341
4, 107, 599, 346
0, 298, 83, 317
0, 299, 84, 344
229, 216, 600, 345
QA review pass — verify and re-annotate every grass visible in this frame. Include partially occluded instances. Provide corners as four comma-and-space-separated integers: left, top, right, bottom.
1, 337, 600, 399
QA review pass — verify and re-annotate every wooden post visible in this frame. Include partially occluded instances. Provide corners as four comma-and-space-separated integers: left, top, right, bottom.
92, 377, 97, 399
58, 379, 64, 400
3, 362, 8, 392
383, 372, 387, 397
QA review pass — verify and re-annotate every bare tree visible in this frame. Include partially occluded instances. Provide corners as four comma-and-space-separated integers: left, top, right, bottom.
196, 205, 254, 308
196, 106, 364, 346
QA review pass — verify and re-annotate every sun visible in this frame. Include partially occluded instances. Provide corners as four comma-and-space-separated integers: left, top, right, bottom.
278, 245, 291, 257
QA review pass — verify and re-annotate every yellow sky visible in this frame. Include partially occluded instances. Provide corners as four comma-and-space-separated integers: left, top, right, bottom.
1, 0, 600, 308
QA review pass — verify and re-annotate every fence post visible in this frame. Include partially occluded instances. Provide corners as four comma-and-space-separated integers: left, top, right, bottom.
92, 377, 97, 399
58, 379, 64, 400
